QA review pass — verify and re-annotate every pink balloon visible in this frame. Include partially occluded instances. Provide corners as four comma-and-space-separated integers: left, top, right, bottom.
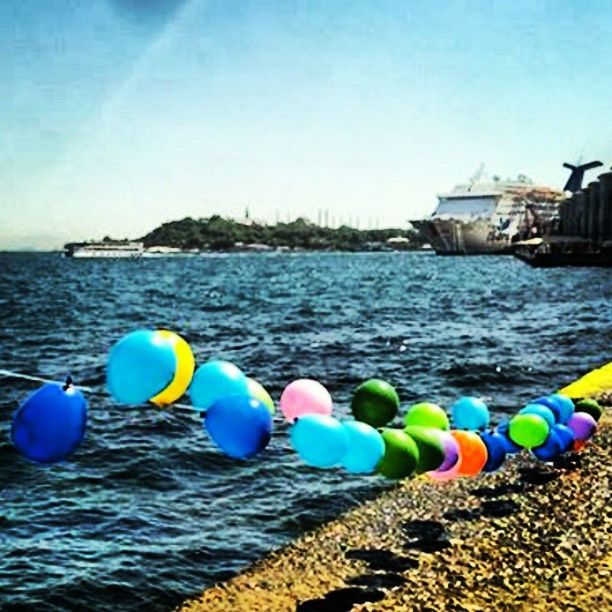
280, 379, 333, 423
427, 431, 462, 481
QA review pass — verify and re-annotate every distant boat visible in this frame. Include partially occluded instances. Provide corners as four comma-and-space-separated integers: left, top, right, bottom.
411, 169, 564, 255
64, 241, 144, 258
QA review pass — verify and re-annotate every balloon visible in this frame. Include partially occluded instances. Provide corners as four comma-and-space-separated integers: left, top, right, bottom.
428, 430, 460, 474
190, 360, 249, 411
404, 402, 449, 430
376, 429, 419, 480
351, 379, 399, 428
290, 414, 348, 468
280, 379, 333, 423
533, 394, 574, 423
205, 396, 272, 459
12, 383, 87, 463
340, 421, 385, 474
567, 412, 597, 441
450, 397, 490, 431
107, 329, 177, 405
532, 428, 564, 461
480, 431, 507, 472
404, 426, 445, 473
496, 419, 522, 454
508, 414, 549, 449
246, 377, 275, 414
573, 439, 587, 451
574, 398, 602, 422
452, 430, 488, 477
149, 330, 195, 406
552, 423, 575, 453
518, 404, 556, 428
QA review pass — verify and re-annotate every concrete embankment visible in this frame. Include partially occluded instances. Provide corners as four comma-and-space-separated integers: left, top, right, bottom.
181, 408, 611, 611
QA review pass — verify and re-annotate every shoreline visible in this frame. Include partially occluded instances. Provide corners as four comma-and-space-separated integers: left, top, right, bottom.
181, 409, 610, 611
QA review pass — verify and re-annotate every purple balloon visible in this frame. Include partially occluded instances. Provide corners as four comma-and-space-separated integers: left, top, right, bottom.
429, 430, 460, 473
567, 412, 597, 441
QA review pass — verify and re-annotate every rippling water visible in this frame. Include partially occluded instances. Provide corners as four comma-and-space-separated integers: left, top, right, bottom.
1, 252, 610, 610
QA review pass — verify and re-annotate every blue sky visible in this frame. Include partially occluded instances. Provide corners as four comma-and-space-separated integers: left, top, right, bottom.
2, 0, 612, 248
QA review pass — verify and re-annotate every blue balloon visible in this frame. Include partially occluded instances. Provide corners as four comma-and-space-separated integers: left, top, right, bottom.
533, 395, 574, 423
189, 360, 249, 411
496, 419, 522, 454
107, 330, 176, 405
340, 421, 385, 474
532, 428, 564, 461
519, 404, 556, 428
551, 423, 575, 453
480, 431, 507, 472
205, 396, 272, 459
291, 414, 349, 468
12, 383, 87, 463
451, 397, 490, 430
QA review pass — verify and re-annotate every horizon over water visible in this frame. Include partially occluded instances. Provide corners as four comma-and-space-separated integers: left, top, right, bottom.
1, 252, 611, 610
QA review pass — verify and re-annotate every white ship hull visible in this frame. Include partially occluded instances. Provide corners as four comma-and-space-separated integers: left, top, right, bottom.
412, 178, 563, 255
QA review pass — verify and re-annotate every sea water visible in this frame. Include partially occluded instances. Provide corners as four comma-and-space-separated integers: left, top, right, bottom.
0, 252, 610, 609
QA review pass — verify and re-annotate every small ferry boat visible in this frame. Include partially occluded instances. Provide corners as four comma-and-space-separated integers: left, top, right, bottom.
64, 241, 144, 258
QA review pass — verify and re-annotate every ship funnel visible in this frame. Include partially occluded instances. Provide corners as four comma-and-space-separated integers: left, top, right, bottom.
563, 160, 603, 193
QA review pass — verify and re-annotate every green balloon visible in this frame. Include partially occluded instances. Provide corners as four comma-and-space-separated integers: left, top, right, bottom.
404, 426, 446, 473
575, 398, 602, 422
508, 414, 549, 448
351, 379, 400, 428
376, 429, 419, 479
404, 402, 449, 431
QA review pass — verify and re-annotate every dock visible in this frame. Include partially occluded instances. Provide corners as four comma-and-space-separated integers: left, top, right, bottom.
514, 169, 612, 267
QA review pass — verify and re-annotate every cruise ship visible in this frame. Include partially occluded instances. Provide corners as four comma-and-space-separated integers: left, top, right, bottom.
411, 170, 565, 255
63, 241, 144, 258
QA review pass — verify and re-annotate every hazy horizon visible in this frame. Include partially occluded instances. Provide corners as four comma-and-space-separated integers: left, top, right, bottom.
3, 0, 612, 250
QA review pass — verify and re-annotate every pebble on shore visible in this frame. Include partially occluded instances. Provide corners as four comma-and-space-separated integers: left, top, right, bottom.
181, 407, 611, 612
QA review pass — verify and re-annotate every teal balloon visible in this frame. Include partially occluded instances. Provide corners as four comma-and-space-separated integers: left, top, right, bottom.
205, 396, 272, 459
451, 397, 490, 430
340, 421, 385, 474
12, 383, 87, 464
107, 329, 176, 405
519, 404, 556, 428
189, 360, 249, 411
291, 414, 349, 468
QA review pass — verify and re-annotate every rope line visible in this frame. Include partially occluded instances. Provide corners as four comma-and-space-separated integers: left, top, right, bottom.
0, 369, 199, 414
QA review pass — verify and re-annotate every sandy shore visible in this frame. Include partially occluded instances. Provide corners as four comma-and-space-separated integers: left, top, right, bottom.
181, 408, 611, 611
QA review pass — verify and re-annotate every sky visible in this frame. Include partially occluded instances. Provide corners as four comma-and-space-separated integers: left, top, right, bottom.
2, 0, 612, 249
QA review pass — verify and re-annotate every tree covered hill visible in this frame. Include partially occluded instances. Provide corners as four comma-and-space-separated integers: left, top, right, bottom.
140, 216, 424, 251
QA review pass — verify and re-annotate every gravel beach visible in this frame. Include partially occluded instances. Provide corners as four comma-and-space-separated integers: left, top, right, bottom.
181, 408, 610, 611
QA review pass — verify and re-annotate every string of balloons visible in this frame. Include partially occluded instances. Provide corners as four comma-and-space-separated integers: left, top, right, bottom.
4, 329, 603, 476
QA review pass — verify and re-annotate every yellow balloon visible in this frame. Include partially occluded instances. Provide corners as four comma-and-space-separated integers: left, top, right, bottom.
246, 377, 275, 414
150, 330, 195, 407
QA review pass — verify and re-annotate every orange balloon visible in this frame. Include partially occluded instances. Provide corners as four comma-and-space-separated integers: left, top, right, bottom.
573, 439, 587, 452
451, 430, 488, 477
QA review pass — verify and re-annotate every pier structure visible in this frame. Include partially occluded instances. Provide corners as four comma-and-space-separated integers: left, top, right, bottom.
515, 167, 612, 266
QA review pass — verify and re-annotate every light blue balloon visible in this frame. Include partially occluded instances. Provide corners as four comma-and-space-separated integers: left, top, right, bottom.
107, 329, 176, 405
451, 396, 490, 430
519, 403, 556, 428
290, 414, 349, 468
189, 360, 249, 411
340, 420, 385, 474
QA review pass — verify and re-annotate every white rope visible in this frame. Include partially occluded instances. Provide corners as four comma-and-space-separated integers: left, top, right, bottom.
0, 369, 199, 413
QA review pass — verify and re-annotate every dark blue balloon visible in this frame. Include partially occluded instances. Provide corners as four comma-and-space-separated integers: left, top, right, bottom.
480, 431, 507, 472
12, 383, 87, 464
532, 395, 574, 424
551, 423, 575, 453
204, 396, 272, 459
532, 428, 564, 461
495, 420, 522, 454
